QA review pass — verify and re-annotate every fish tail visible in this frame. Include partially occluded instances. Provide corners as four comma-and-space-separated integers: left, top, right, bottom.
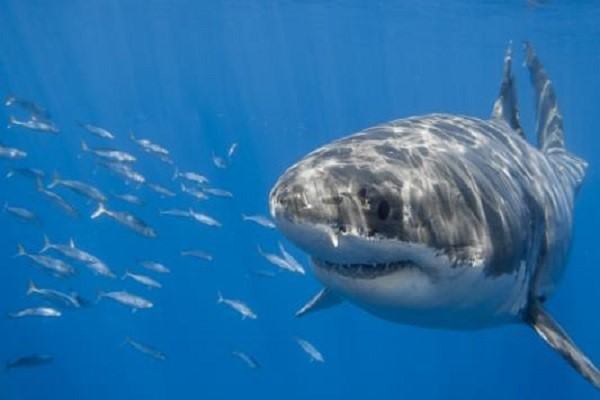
5, 170, 14, 179
217, 291, 224, 303
7, 115, 15, 128
129, 131, 136, 141
14, 244, 26, 258
27, 279, 37, 295
35, 177, 44, 192
48, 171, 60, 189
95, 291, 105, 304
71, 292, 83, 308
121, 270, 129, 280
80, 140, 89, 152
172, 167, 179, 181
277, 241, 286, 256
40, 234, 52, 253
2, 202, 7, 212
91, 203, 107, 219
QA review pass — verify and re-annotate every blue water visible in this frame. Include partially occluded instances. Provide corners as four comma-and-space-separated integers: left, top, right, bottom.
1, 1, 599, 399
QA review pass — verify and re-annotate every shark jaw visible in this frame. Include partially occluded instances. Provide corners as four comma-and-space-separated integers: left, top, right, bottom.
312, 258, 421, 280
272, 215, 461, 274
274, 216, 529, 329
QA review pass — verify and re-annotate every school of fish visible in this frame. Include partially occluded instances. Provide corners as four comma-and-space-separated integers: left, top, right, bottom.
2, 95, 323, 371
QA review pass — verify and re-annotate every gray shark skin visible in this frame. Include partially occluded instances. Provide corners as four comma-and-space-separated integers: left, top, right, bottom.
269, 43, 598, 389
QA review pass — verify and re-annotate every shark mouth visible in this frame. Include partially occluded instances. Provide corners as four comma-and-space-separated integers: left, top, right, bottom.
313, 258, 420, 279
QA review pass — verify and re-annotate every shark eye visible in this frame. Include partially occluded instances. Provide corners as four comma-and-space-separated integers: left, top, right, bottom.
377, 199, 390, 220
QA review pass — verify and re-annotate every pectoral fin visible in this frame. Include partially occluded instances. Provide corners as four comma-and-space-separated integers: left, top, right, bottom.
527, 302, 600, 389
295, 288, 343, 318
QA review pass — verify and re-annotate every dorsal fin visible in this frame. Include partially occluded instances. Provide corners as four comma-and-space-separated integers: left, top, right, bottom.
491, 42, 524, 138
524, 42, 564, 152
525, 42, 587, 189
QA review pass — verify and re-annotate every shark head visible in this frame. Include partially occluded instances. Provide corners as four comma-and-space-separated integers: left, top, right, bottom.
269, 118, 534, 327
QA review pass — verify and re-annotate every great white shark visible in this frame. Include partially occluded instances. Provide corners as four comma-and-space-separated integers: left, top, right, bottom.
269, 43, 598, 388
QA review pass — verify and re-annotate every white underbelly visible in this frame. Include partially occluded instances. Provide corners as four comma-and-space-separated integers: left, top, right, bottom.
314, 261, 530, 330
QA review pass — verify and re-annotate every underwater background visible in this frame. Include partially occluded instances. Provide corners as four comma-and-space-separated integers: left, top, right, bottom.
1, 0, 599, 399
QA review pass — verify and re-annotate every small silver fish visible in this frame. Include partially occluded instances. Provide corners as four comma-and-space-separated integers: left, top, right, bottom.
81, 141, 136, 163
140, 261, 170, 274
227, 143, 238, 159
48, 172, 107, 203
295, 338, 325, 363
41, 235, 96, 263
98, 161, 145, 185
232, 350, 260, 369
277, 242, 306, 275
212, 153, 227, 169
172, 168, 209, 184
217, 292, 257, 320
159, 209, 190, 218
40, 235, 115, 278
6, 354, 53, 370
180, 183, 208, 200
35, 179, 79, 217
3, 203, 40, 224
26, 280, 80, 308
77, 122, 115, 140
257, 245, 304, 275
87, 261, 116, 278
158, 155, 174, 165
8, 307, 61, 319
98, 291, 153, 312
241, 214, 275, 229
6, 167, 45, 180
112, 192, 144, 206
91, 203, 157, 238
129, 132, 169, 157
4, 95, 50, 119
122, 270, 162, 289
203, 187, 233, 198
8, 115, 58, 134
0, 144, 27, 159
15, 244, 75, 277
181, 250, 213, 262
146, 183, 176, 197
124, 337, 166, 361
188, 209, 221, 227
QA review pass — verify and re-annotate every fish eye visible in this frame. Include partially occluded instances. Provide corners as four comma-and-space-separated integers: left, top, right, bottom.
377, 199, 390, 220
